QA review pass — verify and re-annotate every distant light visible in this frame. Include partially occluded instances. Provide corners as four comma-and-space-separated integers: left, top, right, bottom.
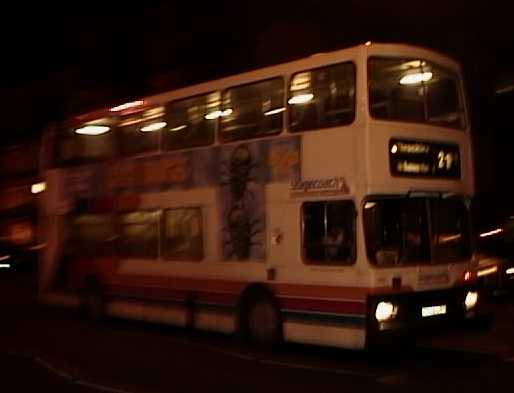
439, 233, 462, 243
110, 100, 144, 112
288, 93, 314, 105
495, 84, 514, 95
477, 265, 498, 277
364, 202, 376, 209
365, 41, 372, 47
31, 182, 46, 194
391, 144, 398, 154
0, 255, 10, 262
0, 264, 10, 269
29, 243, 47, 251
170, 124, 187, 132
204, 108, 233, 120
479, 228, 503, 238
399, 72, 433, 85
75, 125, 111, 135
463, 270, 472, 282
264, 107, 286, 116
506, 267, 514, 275
140, 121, 167, 132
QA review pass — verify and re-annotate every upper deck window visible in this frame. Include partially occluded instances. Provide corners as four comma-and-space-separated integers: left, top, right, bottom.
55, 119, 116, 167
369, 57, 466, 129
163, 92, 217, 150
288, 62, 355, 132
219, 78, 284, 142
118, 107, 163, 156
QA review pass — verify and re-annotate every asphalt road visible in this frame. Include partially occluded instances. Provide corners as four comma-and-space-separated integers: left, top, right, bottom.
1, 270, 514, 393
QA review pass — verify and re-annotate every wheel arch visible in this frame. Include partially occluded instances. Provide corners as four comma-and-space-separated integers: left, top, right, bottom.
236, 282, 283, 339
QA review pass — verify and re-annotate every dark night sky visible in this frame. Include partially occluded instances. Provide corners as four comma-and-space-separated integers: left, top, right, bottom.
1, 1, 513, 224
2, 2, 513, 90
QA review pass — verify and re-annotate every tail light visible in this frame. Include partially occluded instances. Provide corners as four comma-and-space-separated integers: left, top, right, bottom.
463, 270, 473, 282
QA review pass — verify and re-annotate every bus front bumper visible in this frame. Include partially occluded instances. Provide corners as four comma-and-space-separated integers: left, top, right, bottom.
366, 286, 490, 347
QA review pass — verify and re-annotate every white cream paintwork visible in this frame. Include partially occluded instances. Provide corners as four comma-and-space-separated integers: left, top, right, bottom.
108, 301, 189, 327
371, 262, 471, 292
109, 301, 235, 334
284, 321, 366, 349
194, 310, 235, 333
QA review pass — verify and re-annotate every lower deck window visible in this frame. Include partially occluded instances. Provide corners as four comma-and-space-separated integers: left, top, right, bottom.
119, 211, 161, 259
68, 214, 115, 257
302, 200, 355, 264
163, 208, 204, 260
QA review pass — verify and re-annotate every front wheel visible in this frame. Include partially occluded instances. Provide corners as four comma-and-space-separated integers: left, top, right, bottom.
244, 294, 283, 347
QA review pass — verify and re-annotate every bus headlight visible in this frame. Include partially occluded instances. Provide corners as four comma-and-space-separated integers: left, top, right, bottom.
464, 291, 478, 311
375, 301, 397, 322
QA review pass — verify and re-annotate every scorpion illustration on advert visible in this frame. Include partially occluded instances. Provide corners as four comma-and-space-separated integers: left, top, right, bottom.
219, 137, 300, 261
220, 144, 264, 260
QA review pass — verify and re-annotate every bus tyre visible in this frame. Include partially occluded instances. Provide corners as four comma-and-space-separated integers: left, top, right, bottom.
243, 294, 283, 347
82, 280, 105, 322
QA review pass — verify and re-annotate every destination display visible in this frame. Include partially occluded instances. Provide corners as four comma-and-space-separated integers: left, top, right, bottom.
389, 138, 460, 179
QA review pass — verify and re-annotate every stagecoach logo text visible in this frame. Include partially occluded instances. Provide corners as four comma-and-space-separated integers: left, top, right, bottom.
290, 176, 349, 197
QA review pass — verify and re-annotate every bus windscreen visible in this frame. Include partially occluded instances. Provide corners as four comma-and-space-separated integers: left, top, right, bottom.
369, 57, 466, 130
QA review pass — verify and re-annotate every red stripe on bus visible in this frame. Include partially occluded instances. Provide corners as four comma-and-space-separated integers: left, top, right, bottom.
279, 297, 366, 315
104, 274, 411, 301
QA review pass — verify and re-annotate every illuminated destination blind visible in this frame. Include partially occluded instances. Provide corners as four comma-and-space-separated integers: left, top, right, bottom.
389, 138, 460, 179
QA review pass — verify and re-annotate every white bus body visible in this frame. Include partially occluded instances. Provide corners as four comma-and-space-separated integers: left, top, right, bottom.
38, 43, 478, 349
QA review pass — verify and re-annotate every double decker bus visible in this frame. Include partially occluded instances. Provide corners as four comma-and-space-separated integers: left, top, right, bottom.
38, 42, 478, 349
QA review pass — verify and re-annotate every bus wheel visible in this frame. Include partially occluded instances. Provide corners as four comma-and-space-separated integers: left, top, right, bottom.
82, 279, 105, 322
244, 294, 283, 347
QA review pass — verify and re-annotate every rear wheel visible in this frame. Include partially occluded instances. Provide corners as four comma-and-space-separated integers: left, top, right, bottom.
244, 294, 283, 347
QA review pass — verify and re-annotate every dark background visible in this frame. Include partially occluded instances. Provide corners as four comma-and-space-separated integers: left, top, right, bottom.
1, 1, 513, 228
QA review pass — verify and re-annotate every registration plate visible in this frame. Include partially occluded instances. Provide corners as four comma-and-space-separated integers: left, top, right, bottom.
422, 305, 447, 317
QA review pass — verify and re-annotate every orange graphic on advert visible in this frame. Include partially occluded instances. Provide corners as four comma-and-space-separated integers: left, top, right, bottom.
164, 156, 188, 184
268, 147, 299, 178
